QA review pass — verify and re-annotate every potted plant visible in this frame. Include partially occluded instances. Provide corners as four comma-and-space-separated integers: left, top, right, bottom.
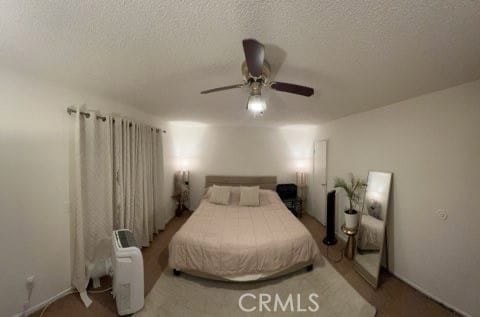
334, 173, 367, 229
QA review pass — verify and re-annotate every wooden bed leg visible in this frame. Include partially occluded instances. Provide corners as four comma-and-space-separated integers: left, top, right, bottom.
173, 269, 181, 276
306, 264, 313, 272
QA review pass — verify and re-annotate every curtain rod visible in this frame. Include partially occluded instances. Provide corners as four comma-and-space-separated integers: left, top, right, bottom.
67, 108, 166, 133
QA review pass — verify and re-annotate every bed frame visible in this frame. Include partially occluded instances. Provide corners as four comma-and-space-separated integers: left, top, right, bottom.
205, 175, 277, 190
173, 263, 313, 277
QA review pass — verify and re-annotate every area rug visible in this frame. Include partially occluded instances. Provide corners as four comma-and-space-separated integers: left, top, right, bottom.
135, 256, 376, 317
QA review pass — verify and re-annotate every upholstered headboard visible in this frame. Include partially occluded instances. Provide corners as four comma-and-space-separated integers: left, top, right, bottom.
205, 175, 277, 191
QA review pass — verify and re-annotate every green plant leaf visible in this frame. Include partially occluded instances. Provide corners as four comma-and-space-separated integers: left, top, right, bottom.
334, 173, 367, 212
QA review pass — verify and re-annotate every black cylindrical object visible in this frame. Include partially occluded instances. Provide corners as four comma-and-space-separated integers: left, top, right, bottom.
323, 190, 338, 245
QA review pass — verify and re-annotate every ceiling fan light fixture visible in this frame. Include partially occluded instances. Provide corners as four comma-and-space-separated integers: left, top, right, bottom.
246, 94, 266, 117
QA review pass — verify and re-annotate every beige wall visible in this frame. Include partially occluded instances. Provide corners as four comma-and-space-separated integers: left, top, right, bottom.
317, 80, 480, 316
0, 68, 162, 317
163, 123, 318, 209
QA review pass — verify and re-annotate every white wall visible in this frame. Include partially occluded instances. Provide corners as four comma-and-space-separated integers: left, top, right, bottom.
164, 123, 318, 209
0, 68, 163, 317
317, 80, 480, 316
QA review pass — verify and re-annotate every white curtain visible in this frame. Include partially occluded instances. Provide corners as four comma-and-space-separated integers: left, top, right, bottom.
71, 111, 114, 307
112, 120, 166, 246
153, 128, 166, 231
71, 110, 165, 307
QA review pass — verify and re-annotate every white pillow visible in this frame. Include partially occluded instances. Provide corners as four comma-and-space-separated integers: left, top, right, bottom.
239, 186, 260, 206
209, 185, 231, 205
204, 186, 213, 198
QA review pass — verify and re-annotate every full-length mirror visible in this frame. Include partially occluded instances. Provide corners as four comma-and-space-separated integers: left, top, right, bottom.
354, 171, 392, 288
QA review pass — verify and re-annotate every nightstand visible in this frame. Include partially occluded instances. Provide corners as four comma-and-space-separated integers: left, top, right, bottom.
282, 197, 303, 217
341, 224, 358, 260
276, 183, 303, 217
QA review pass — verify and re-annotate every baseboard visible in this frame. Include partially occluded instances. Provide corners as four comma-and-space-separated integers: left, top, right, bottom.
12, 287, 73, 317
390, 272, 470, 317
165, 212, 176, 225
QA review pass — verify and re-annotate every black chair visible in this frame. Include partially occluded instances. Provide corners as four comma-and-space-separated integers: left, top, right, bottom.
276, 184, 302, 217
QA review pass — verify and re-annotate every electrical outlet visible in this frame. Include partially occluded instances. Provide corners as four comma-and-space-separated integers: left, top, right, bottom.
26, 275, 35, 291
22, 276, 35, 317
437, 210, 448, 221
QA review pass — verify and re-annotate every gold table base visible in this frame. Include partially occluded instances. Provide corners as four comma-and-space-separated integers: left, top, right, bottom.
341, 224, 358, 260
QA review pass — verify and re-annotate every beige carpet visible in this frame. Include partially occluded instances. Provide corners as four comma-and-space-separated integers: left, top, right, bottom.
135, 257, 376, 317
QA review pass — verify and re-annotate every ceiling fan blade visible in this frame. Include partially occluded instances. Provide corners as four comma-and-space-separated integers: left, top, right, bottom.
200, 84, 244, 94
270, 81, 314, 97
242, 39, 264, 77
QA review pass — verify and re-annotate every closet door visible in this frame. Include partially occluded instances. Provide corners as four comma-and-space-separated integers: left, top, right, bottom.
312, 140, 327, 224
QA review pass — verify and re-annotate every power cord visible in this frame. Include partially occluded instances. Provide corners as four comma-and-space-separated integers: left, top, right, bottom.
38, 287, 112, 317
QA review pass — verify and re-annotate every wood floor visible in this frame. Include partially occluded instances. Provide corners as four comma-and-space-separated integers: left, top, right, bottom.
33, 212, 457, 317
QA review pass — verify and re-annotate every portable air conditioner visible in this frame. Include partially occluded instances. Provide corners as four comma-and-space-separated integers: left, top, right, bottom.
112, 229, 144, 315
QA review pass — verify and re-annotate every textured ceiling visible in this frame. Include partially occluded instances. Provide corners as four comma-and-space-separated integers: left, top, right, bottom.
1, 0, 480, 125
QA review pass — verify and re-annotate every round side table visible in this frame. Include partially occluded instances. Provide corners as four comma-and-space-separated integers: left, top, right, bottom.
341, 224, 358, 260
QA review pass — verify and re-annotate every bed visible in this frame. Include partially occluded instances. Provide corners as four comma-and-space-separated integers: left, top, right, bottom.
357, 214, 385, 251
168, 176, 319, 281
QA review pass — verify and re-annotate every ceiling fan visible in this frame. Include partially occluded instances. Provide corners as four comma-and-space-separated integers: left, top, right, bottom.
201, 39, 314, 116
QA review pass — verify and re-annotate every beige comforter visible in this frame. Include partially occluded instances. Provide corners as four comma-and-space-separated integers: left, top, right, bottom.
357, 214, 385, 251
168, 189, 319, 280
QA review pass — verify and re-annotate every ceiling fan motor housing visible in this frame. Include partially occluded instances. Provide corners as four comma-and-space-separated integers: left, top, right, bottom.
250, 81, 262, 96
242, 61, 271, 84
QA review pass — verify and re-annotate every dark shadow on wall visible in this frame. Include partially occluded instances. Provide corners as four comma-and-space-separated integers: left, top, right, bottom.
385, 176, 395, 273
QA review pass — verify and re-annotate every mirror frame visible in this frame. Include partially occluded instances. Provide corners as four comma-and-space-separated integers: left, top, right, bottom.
353, 171, 392, 288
